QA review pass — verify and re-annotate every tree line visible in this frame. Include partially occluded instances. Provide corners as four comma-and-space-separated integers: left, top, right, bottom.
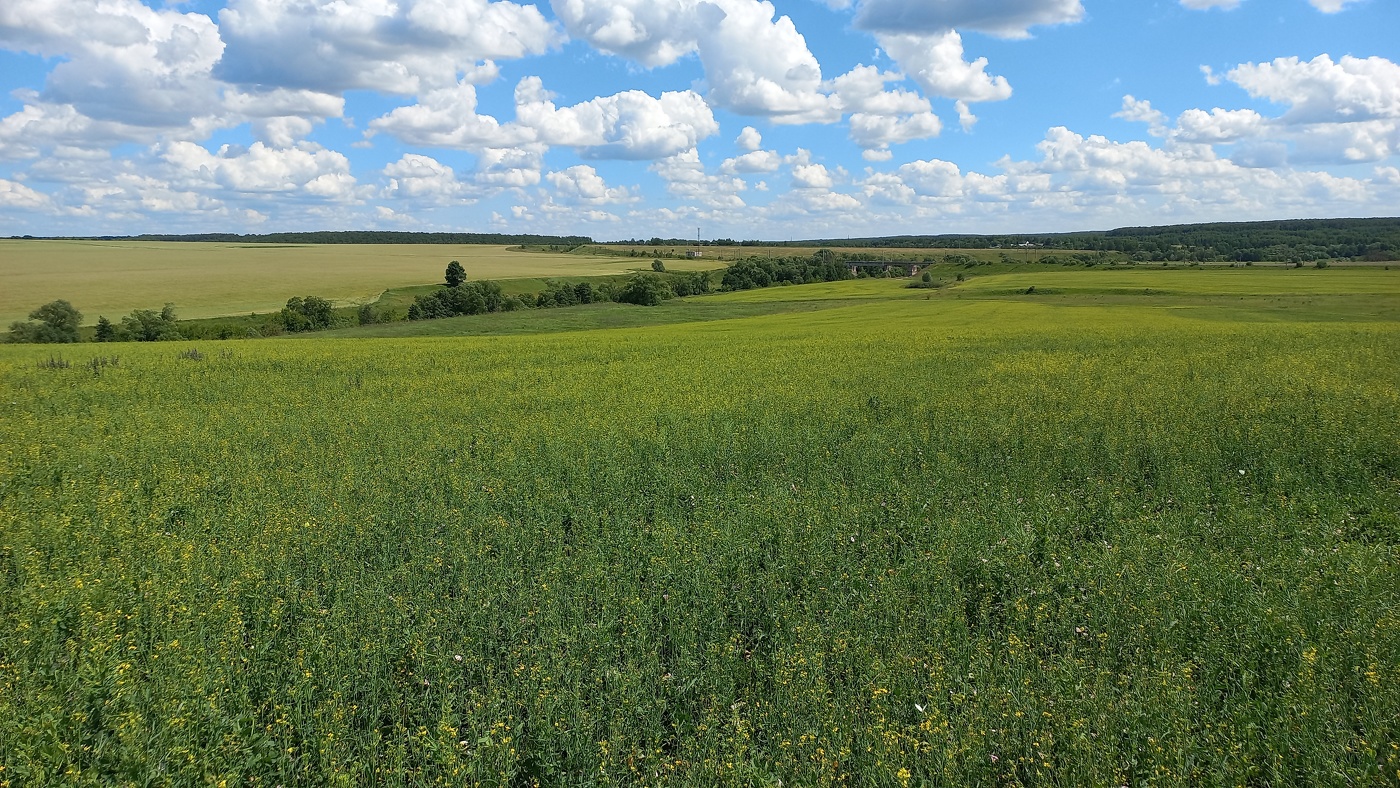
8, 301, 183, 344
740, 218, 1399, 263
407, 262, 714, 319
5, 260, 719, 343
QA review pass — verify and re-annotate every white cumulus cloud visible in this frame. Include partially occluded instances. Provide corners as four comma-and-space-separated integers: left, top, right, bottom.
215, 0, 559, 95
0, 178, 51, 209
162, 140, 358, 199
382, 153, 470, 200
852, 0, 1084, 38
546, 165, 633, 204
877, 32, 1013, 104
1227, 54, 1400, 124
370, 77, 718, 161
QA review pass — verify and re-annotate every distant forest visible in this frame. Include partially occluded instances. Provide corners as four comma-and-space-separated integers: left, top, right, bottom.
763, 217, 1400, 264
19, 217, 1399, 264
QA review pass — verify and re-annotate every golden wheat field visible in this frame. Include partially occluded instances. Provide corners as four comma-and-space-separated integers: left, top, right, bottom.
0, 241, 713, 326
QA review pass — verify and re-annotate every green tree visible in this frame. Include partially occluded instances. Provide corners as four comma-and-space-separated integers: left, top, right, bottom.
445, 260, 466, 288
94, 316, 116, 342
7, 299, 83, 343
120, 304, 182, 341
619, 273, 673, 306
280, 296, 334, 332
652, 259, 666, 272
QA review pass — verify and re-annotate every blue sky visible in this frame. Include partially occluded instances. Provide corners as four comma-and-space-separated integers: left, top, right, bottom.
0, 0, 1396, 240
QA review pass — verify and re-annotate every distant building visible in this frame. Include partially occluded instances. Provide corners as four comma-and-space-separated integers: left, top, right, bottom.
686, 250, 703, 258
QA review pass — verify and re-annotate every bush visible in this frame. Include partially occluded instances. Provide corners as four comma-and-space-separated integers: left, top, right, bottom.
7, 299, 83, 344
281, 296, 335, 332
120, 304, 182, 342
619, 273, 673, 306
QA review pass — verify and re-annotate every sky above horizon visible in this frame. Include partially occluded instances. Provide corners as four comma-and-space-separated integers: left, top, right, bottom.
1, 0, 1397, 241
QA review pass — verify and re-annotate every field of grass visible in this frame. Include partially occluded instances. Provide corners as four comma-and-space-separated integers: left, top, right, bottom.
954, 266, 1400, 297
0, 241, 713, 327
589, 245, 1056, 263
2, 265, 1399, 785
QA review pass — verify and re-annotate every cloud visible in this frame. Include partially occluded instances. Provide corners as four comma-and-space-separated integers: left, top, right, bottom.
547, 0, 698, 67
792, 161, 836, 189
825, 64, 941, 150
1227, 54, 1400, 124
550, 0, 843, 123
550, 0, 969, 142
1173, 107, 1266, 143
215, 0, 559, 95
696, 0, 841, 123
162, 140, 358, 199
721, 149, 783, 174
1181, 0, 1363, 8
370, 77, 719, 161
876, 32, 1013, 104
0, 101, 144, 159
514, 78, 720, 159
735, 126, 763, 151
0, 0, 231, 152
1111, 55, 1400, 167
0, 178, 51, 210
848, 112, 943, 156
650, 148, 747, 209
1308, 0, 1364, 11
1114, 95, 1169, 136
769, 186, 862, 217
1004, 126, 1374, 209
546, 165, 633, 204
1180, 0, 1241, 9
368, 82, 518, 149
382, 153, 470, 200
474, 145, 546, 188
848, 123, 1380, 231
852, 0, 1084, 38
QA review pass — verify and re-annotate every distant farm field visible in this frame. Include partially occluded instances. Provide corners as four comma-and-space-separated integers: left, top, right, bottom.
593, 244, 1056, 262
0, 240, 711, 326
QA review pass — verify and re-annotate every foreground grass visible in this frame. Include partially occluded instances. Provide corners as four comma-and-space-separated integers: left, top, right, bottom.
1, 296, 1398, 786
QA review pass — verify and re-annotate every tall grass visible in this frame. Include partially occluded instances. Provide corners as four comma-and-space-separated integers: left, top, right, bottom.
1, 299, 1396, 785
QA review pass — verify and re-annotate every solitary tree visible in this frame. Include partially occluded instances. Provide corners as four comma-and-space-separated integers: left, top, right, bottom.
651, 259, 666, 272
445, 260, 466, 288
95, 316, 116, 342
7, 299, 82, 343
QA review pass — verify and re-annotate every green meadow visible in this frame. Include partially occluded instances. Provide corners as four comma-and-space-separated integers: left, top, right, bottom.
1, 267, 1398, 785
